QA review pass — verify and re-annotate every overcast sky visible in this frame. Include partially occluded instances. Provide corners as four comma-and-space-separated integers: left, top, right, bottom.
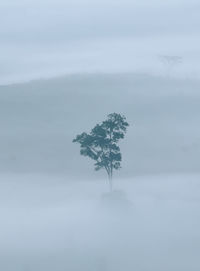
1, 0, 200, 84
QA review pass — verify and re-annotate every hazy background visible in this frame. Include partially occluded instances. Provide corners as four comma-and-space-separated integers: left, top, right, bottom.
1, 174, 200, 271
0, 74, 200, 178
1, 0, 200, 84
1, 0, 200, 270
1, 74, 200, 271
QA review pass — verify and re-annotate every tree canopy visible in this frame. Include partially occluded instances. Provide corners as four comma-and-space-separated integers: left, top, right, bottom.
73, 113, 129, 190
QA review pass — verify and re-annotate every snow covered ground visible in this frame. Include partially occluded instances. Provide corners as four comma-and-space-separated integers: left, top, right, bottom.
1, 173, 200, 271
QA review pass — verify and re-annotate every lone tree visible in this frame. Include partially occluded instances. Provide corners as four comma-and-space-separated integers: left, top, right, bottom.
73, 113, 129, 191
159, 55, 182, 77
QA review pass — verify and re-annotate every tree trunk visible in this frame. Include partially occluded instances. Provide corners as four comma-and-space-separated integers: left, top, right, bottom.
108, 174, 113, 192
105, 166, 113, 192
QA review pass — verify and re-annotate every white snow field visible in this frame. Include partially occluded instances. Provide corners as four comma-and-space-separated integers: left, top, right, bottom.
0, 173, 200, 271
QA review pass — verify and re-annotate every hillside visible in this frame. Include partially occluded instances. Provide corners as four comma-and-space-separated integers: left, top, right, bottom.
0, 73, 200, 178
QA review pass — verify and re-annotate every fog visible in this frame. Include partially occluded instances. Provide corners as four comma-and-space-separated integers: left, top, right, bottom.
1, 0, 200, 84
0, 74, 200, 178
1, 0, 200, 269
1, 174, 200, 271
1, 74, 200, 270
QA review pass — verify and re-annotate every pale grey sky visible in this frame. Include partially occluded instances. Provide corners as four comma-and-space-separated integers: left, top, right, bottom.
1, 0, 200, 84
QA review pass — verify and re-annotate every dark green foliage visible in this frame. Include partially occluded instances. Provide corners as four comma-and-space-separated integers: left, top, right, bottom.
73, 113, 129, 187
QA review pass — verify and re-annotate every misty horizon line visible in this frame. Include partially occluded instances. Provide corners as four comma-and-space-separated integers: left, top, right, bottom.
1, 70, 200, 87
